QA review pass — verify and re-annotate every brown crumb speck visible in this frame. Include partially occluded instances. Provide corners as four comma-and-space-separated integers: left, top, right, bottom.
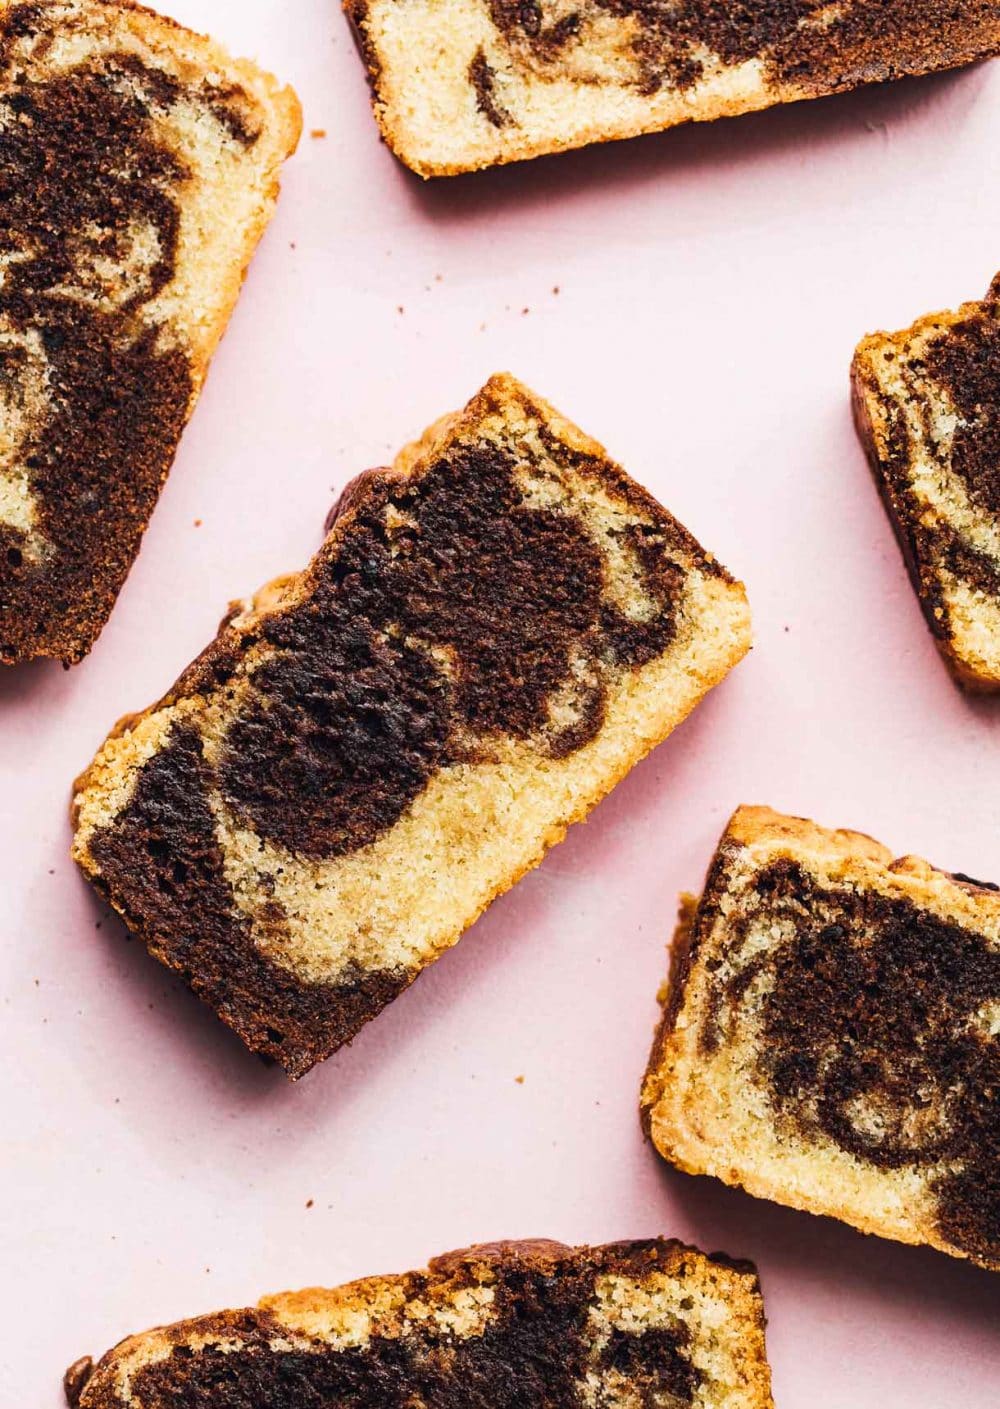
515, 1074, 525, 1084
310, 128, 327, 139
306, 1198, 314, 1208
63, 1356, 94, 1409
193, 518, 202, 528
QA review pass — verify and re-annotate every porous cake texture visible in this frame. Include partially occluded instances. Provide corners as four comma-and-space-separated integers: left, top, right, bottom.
345, 0, 1000, 175
72, 374, 751, 1077
642, 806, 1000, 1271
67, 1239, 774, 1409
0, 0, 301, 664
853, 275, 1000, 689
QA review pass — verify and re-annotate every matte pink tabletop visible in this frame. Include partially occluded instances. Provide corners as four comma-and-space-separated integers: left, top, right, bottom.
2, 2, 999, 1403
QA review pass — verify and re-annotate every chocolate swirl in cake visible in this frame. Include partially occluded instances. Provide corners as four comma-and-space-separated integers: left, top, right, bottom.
0, 3, 263, 662
88, 724, 413, 1075
484, 0, 999, 98
703, 859, 1000, 1265
856, 278, 1000, 659
84, 428, 710, 1070
79, 1247, 704, 1409
215, 445, 687, 859
74, 372, 750, 1075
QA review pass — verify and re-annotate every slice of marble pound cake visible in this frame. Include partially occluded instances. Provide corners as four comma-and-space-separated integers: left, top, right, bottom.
72, 374, 751, 1078
641, 806, 1000, 1271
345, 0, 1000, 176
65, 1239, 774, 1409
0, 0, 301, 665
853, 275, 1000, 689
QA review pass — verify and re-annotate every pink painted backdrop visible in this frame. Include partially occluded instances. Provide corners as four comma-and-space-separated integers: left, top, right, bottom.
2, 2, 999, 1403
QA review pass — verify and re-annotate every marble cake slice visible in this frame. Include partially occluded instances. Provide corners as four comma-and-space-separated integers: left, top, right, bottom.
65, 1238, 773, 1409
72, 373, 751, 1078
344, 0, 1000, 177
641, 805, 1000, 1272
0, 0, 301, 665
853, 276, 1000, 690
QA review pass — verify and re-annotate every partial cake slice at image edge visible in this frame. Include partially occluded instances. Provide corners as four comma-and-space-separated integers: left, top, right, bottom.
641, 804, 1000, 1272
65, 1238, 774, 1409
343, 0, 1000, 176
0, 0, 301, 665
852, 273, 1000, 690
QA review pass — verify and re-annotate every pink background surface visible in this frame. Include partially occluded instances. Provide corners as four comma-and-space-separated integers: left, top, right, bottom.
2, 2, 1000, 1403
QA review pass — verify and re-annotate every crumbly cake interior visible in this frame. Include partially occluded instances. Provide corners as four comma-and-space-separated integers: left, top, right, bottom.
642, 807, 1000, 1270
70, 1239, 773, 1409
853, 276, 1000, 688
72, 375, 750, 1077
346, 0, 1000, 175
0, 0, 299, 664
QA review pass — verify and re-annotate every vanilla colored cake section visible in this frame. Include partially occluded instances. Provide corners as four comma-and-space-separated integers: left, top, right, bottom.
0, 0, 301, 665
853, 276, 1000, 689
72, 375, 751, 1077
345, 0, 1000, 176
65, 1239, 773, 1409
642, 806, 1000, 1272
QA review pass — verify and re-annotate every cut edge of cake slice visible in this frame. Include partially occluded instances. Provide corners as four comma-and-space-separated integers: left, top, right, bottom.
343, 0, 1000, 177
71, 373, 751, 1078
852, 274, 1000, 690
67, 1238, 774, 1409
0, 0, 302, 665
641, 804, 1000, 1271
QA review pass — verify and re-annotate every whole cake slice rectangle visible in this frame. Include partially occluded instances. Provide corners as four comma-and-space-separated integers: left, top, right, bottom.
72, 374, 751, 1077
852, 276, 1000, 689
0, 0, 301, 665
65, 1238, 773, 1409
641, 805, 1000, 1271
345, 0, 1000, 176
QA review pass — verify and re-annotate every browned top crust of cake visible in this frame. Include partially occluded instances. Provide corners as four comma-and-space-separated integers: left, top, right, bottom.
0, 1, 299, 665
852, 275, 1000, 688
71, 1238, 772, 1409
